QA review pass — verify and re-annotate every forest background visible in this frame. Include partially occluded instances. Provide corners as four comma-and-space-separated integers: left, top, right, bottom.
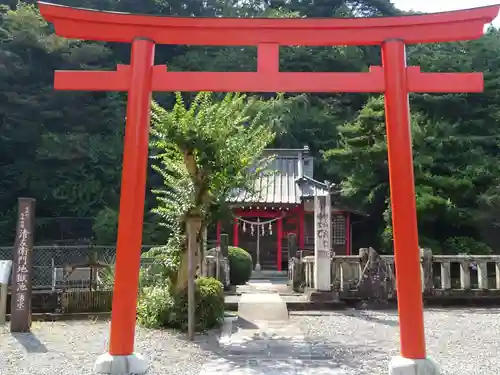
1, 0, 500, 255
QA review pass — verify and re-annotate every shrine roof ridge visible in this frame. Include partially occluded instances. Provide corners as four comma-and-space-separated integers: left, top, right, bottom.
262, 146, 310, 158
37, 2, 499, 46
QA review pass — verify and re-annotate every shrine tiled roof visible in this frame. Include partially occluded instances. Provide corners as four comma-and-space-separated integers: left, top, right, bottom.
229, 146, 330, 205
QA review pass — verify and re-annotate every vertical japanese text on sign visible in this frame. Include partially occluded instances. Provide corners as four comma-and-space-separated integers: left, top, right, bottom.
15, 206, 30, 311
10, 198, 35, 333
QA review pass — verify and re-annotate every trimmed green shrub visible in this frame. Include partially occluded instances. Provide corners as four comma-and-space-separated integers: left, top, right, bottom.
228, 246, 253, 285
173, 277, 225, 330
136, 285, 174, 329
136, 277, 225, 331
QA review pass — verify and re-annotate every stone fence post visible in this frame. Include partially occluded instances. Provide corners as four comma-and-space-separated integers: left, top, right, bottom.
287, 233, 302, 292
420, 248, 433, 293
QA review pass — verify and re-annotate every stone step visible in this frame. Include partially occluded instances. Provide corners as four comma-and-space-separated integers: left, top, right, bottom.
250, 270, 288, 279
237, 293, 289, 323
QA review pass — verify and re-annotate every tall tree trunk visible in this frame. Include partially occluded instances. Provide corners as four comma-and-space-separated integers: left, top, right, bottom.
175, 216, 202, 293
187, 216, 202, 340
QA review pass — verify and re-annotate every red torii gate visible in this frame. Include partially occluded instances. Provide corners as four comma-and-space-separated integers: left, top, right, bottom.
37, 2, 499, 374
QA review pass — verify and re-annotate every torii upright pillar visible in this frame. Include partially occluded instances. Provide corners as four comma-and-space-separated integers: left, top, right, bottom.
37, 2, 499, 375
382, 39, 428, 366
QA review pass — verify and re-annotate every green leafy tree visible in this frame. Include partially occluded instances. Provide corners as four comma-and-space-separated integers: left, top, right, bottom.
324, 93, 500, 253
149, 92, 284, 290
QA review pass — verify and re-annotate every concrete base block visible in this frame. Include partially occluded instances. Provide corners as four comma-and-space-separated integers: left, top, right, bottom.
94, 352, 149, 375
389, 356, 440, 375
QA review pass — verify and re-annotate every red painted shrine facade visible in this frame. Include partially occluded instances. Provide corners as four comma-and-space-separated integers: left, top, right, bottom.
216, 147, 361, 271
37, 1, 499, 372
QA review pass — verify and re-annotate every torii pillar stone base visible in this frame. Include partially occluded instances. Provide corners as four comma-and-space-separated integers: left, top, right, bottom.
94, 353, 148, 375
389, 356, 440, 375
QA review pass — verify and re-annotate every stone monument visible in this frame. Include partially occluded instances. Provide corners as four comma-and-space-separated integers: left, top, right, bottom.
313, 188, 331, 291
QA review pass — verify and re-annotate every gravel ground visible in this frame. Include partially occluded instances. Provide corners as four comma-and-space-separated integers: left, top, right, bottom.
1, 308, 499, 375
0, 320, 220, 375
291, 308, 500, 375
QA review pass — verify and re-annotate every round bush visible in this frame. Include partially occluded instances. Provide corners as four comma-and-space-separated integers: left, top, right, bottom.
192, 277, 225, 329
136, 277, 225, 331
228, 246, 253, 285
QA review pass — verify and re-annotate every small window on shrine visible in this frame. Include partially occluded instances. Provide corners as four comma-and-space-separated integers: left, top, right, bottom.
332, 215, 346, 245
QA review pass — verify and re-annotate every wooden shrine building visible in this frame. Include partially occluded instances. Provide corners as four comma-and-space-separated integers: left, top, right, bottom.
215, 146, 362, 271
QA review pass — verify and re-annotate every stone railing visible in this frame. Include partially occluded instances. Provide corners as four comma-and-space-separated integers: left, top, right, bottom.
431, 255, 500, 293
291, 249, 500, 302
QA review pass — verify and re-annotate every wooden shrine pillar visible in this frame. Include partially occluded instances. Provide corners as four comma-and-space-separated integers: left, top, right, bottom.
345, 212, 351, 256
233, 218, 239, 247
216, 221, 221, 246
299, 207, 305, 249
277, 216, 283, 271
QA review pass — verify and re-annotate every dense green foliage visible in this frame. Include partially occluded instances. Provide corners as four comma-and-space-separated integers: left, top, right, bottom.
442, 237, 493, 255
227, 246, 253, 285
136, 277, 224, 330
149, 92, 280, 232
149, 92, 280, 291
1, 0, 500, 254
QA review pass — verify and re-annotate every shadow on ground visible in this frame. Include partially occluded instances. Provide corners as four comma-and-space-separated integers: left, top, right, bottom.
11, 332, 48, 353
185, 316, 388, 374
337, 310, 399, 328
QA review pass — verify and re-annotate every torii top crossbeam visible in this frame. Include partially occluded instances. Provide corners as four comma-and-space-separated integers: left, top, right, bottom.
39, 2, 497, 45
36, 3, 500, 93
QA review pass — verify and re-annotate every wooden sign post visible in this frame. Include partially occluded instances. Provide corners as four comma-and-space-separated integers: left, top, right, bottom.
10, 198, 35, 333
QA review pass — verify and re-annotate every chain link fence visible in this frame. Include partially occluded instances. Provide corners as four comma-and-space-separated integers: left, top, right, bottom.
0, 245, 155, 289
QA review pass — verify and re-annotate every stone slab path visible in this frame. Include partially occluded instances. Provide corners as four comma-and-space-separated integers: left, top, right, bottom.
201, 285, 346, 375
